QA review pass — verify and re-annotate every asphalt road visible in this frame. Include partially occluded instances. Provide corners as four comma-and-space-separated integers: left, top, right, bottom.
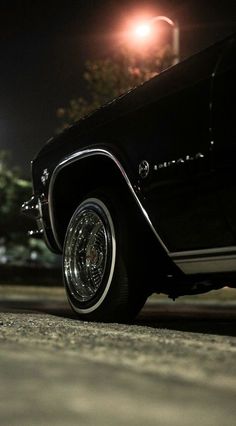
0, 285, 236, 426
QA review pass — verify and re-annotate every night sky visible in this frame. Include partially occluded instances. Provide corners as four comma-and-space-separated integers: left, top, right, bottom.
1, 0, 236, 177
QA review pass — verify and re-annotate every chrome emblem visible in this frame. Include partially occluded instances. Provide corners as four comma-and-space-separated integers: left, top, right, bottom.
139, 160, 149, 179
41, 168, 49, 186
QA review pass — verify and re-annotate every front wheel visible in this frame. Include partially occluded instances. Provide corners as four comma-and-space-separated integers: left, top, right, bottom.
63, 190, 148, 322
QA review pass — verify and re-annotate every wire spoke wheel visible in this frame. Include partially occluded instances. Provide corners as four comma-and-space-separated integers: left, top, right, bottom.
63, 191, 147, 322
64, 209, 108, 302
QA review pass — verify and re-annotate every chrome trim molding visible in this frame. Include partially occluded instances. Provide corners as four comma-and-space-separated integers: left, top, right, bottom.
48, 148, 169, 253
41, 168, 49, 186
171, 246, 236, 259
176, 254, 236, 274
28, 229, 44, 238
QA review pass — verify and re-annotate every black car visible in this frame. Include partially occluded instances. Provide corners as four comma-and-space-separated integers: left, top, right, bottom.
22, 32, 236, 322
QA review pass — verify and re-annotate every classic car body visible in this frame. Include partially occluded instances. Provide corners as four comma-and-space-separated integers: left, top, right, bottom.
22, 32, 236, 321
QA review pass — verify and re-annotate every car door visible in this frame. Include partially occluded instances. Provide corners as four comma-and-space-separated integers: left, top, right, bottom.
211, 35, 236, 244
141, 42, 236, 256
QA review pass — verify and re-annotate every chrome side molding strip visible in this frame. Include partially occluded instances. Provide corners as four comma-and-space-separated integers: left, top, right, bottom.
171, 246, 236, 259
176, 254, 236, 274
48, 148, 169, 253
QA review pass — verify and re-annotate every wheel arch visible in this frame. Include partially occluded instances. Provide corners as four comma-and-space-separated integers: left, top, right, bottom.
48, 149, 156, 251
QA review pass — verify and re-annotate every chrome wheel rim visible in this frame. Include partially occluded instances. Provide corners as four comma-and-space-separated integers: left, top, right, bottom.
64, 208, 108, 302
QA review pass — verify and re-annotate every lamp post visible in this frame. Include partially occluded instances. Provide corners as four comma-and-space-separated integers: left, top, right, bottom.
134, 16, 180, 65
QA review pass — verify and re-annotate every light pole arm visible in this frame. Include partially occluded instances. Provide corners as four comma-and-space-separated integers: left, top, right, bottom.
173, 24, 180, 64
151, 16, 180, 65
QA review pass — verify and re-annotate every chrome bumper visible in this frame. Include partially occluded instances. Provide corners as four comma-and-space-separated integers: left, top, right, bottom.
21, 194, 59, 252
21, 195, 40, 219
21, 195, 44, 238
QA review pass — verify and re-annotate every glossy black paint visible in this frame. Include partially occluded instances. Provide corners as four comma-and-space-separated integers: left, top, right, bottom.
28, 32, 236, 284
211, 37, 236, 244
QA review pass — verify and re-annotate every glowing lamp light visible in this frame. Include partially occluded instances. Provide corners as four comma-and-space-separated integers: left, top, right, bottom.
134, 23, 151, 39
126, 15, 180, 65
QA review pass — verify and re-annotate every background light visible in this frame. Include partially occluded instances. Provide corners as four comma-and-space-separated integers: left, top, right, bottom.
134, 23, 151, 39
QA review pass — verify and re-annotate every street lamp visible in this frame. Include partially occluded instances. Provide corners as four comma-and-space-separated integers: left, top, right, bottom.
134, 16, 180, 65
